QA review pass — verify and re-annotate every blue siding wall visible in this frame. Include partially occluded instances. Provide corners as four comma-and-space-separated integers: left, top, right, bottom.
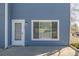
8, 4, 13, 47
10, 3, 70, 46
0, 3, 5, 48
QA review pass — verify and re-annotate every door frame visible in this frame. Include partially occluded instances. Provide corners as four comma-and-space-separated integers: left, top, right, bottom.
12, 19, 25, 46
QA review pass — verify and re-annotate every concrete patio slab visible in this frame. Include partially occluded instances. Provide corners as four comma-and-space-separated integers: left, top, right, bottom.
0, 49, 4, 52
0, 46, 77, 56
52, 47, 76, 56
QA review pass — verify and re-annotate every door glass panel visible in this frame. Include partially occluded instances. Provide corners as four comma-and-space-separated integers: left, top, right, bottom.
15, 23, 22, 40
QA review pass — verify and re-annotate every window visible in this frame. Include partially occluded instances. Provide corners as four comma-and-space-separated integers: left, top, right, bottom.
32, 20, 59, 41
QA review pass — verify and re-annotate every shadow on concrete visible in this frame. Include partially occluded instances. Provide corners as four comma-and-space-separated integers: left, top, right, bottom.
74, 50, 79, 56
37, 48, 62, 56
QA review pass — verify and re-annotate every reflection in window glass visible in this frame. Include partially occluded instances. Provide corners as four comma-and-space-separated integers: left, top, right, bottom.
33, 22, 39, 38
15, 23, 22, 40
52, 22, 57, 38
39, 22, 52, 39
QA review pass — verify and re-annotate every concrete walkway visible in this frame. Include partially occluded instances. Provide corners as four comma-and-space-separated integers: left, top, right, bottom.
51, 47, 76, 56
0, 46, 77, 56
0, 49, 4, 53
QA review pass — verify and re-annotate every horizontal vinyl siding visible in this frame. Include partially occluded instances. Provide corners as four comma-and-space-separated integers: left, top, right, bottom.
0, 3, 5, 48
10, 3, 70, 46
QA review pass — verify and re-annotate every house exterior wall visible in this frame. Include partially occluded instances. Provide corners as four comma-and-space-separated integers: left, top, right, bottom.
9, 3, 70, 46
0, 3, 70, 48
8, 4, 12, 47
0, 3, 5, 48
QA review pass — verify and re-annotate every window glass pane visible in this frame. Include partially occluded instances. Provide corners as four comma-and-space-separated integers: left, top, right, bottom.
39, 22, 52, 39
33, 22, 39, 39
52, 22, 57, 38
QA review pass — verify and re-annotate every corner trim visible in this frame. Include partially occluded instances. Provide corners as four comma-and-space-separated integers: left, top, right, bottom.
5, 3, 8, 48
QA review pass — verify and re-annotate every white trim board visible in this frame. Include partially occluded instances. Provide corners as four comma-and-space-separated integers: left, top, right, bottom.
5, 3, 8, 48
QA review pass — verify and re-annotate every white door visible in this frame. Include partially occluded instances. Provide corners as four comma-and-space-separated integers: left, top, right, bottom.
12, 20, 25, 46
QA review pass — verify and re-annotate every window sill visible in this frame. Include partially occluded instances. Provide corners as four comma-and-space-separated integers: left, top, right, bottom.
32, 39, 59, 41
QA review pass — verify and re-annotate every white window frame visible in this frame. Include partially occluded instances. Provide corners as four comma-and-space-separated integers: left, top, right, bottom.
31, 20, 59, 41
